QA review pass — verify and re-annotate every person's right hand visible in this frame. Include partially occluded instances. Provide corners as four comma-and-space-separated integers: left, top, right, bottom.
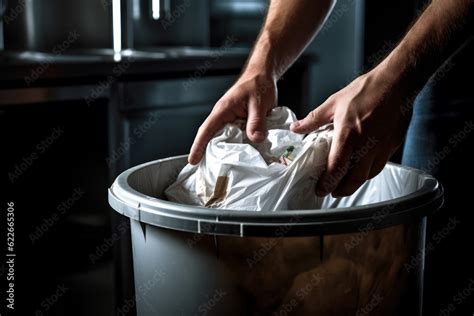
290, 66, 413, 197
188, 70, 277, 165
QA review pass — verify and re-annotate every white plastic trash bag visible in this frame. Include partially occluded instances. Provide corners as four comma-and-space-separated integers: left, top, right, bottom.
165, 106, 333, 211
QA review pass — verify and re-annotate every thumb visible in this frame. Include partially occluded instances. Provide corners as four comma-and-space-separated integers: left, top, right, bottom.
246, 97, 269, 143
291, 101, 333, 134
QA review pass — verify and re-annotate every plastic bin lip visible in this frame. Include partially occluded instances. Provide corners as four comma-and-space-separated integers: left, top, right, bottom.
108, 155, 444, 237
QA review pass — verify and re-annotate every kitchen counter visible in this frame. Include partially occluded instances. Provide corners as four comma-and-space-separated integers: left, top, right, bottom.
0, 47, 318, 88
0, 47, 318, 107
0, 47, 249, 87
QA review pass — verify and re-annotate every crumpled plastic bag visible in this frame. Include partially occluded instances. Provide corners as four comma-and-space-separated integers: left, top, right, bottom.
165, 106, 333, 211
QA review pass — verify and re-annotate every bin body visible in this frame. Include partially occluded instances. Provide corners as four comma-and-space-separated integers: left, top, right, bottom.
109, 156, 443, 316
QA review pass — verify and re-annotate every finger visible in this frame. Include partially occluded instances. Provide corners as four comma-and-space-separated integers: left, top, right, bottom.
290, 99, 334, 134
368, 157, 386, 180
367, 144, 398, 179
332, 151, 376, 197
246, 96, 268, 143
188, 111, 227, 165
316, 127, 355, 196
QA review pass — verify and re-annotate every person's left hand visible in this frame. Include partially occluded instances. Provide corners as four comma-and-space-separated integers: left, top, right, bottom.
291, 66, 414, 197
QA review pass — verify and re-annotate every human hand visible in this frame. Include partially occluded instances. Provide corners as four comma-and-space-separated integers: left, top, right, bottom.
291, 67, 413, 197
188, 70, 277, 165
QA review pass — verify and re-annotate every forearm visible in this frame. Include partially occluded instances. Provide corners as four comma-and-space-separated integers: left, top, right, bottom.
245, 0, 336, 80
377, 0, 473, 94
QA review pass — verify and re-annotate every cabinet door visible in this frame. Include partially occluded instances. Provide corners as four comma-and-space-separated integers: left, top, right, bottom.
126, 103, 214, 165
111, 75, 237, 169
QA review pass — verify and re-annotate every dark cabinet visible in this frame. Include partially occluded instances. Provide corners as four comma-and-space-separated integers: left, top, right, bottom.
126, 104, 216, 165
109, 74, 237, 174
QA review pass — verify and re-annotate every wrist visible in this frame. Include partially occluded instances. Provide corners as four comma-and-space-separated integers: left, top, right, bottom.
244, 31, 282, 81
374, 40, 430, 96
368, 51, 418, 117
240, 67, 275, 87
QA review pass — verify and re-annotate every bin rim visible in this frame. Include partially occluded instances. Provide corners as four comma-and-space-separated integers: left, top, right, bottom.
108, 155, 444, 237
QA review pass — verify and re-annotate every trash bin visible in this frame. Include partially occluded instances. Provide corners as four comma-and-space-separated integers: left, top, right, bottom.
108, 155, 443, 316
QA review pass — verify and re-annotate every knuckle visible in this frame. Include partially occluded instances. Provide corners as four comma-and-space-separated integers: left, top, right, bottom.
251, 113, 265, 121
247, 117, 263, 128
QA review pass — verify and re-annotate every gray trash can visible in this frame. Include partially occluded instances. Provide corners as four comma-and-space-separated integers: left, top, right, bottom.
109, 155, 443, 316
